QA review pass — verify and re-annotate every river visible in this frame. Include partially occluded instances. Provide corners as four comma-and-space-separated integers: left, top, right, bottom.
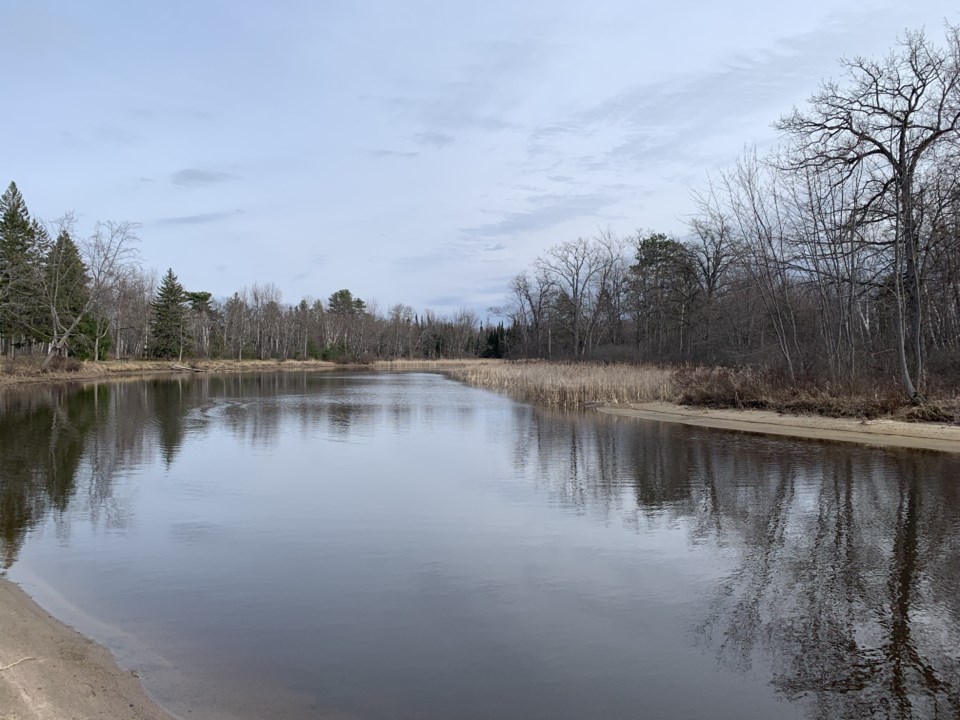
1, 372, 958, 719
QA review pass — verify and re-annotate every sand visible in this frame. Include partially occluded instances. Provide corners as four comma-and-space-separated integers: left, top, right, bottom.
598, 401, 960, 453
0, 578, 178, 720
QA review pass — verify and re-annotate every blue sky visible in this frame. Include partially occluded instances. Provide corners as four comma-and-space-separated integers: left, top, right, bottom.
3, 1, 957, 316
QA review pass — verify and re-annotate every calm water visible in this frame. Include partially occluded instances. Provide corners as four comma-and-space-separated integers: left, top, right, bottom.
1, 372, 959, 719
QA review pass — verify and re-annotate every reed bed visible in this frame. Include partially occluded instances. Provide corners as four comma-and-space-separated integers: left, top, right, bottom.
445, 361, 673, 409
371, 358, 496, 371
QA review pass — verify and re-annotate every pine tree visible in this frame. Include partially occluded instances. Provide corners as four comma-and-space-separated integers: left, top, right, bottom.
0, 181, 45, 351
43, 230, 92, 356
149, 269, 189, 360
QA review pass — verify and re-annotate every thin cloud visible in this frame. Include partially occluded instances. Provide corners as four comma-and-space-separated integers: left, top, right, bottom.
157, 209, 244, 226
414, 131, 455, 148
460, 192, 617, 238
370, 149, 420, 159
171, 168, 237, 186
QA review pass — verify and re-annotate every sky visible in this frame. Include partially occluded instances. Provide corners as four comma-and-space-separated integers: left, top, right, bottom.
2, 1, 957, 317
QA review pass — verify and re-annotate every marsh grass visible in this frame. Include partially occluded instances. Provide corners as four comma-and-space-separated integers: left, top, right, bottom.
445, 361, 673, 409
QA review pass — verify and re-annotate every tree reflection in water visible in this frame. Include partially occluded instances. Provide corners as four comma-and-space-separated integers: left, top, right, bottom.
1, 378, 958, 718
515, 407, 960, 719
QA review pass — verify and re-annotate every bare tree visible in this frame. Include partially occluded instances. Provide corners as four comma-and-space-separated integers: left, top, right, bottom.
39, 220, 139, 368
776, 25, 960, 401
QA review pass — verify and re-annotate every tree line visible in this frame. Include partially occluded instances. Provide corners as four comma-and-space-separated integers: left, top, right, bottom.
3, 26, 959, 401
500, 26, 960, 403
0, 184, 503, 364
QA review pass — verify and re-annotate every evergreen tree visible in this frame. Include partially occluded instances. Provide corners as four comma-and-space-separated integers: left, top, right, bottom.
43, 230, 91, 353
0, 182, 44, 350
149, 269, 189, 360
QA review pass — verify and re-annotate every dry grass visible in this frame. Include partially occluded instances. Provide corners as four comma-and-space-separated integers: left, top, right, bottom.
371, 358, 497, 371
0, 357, 339, 388
445, 360, 673, 409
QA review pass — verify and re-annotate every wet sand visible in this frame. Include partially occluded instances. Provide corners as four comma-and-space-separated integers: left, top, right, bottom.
599, 401, 960, 453
0, 577, 176, 720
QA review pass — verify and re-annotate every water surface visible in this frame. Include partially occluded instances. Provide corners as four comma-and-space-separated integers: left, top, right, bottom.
1, 372, 958, 719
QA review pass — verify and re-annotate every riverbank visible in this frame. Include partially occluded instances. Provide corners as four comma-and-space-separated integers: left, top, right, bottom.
598, 402, 960, 453
0, 577, 176, 720
3, 357, 958, 452
0, 358, 340, 388
442, 361, 960, 452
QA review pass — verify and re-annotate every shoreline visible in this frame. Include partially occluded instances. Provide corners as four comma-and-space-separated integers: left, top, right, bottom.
1, 372, 956, 718
0, 358, 342, 388
0, 576, 177, 720
598, 401, 960, 453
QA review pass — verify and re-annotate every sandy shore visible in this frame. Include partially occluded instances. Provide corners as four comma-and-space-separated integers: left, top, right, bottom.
0, 577, 176, 720
599, 401, 960, 453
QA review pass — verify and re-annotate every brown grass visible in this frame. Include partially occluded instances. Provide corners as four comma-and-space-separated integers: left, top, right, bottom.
445, 360, 673, 409
0, 357, 339, 388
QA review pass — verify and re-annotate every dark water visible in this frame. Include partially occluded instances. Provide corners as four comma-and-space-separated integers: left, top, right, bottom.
1, 373, 959, 720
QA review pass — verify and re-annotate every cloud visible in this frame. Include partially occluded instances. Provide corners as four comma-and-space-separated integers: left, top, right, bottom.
370, 149, 420, 159
170, 168, 237, 186
524, 9, 882, 172
367, 38, 544, 137
157, 209, 244, 225
94, 125, 139, 145
425, 295, 467, 307
414, 131, 455, 148
460, 192, 617, 238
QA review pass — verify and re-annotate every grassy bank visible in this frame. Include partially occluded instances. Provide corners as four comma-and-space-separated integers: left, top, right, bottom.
0, 357, 339, 388
442, 360, 959, 423
445, 361, 673, 409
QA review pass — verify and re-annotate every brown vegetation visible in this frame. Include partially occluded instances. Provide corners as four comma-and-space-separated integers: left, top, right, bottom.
0, 357, 338, 387
444, 360, 958, 423
445, 361, 673, 409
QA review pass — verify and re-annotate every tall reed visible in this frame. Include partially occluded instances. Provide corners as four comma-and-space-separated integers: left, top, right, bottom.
445, 361, 673, 409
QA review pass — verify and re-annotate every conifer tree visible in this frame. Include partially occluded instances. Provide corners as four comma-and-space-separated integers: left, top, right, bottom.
0, 181, 45, 351
149, 268, 189, 360
42, 229, 92, 357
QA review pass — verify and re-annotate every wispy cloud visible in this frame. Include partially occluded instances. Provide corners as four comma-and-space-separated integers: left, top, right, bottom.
414, 131, 455, 148
460, 192, 617, 238
157, 209, 244, 226
525, 9, 881, 173
170, 168, 237, 186
370, 149, 420, 159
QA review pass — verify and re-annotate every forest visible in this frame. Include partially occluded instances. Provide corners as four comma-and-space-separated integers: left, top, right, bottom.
2, 26, 960, 405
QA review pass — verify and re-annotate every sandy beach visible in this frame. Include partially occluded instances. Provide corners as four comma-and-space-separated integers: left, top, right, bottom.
0, 577, 175, 720
599, 401, 960, 453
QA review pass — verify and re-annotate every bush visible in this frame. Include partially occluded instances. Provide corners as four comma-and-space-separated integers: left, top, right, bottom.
41, 356, 83, 373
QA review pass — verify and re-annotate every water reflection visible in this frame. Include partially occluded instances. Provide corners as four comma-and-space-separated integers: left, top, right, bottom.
515, 408, 960, 718
1, 374, 958, 719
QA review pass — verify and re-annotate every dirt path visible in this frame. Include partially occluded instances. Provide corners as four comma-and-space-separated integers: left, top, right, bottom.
598, 401, 960, 453
0, 578, 177, 720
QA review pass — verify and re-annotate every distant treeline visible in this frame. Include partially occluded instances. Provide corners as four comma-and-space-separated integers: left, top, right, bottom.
2, 26, 959, 402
